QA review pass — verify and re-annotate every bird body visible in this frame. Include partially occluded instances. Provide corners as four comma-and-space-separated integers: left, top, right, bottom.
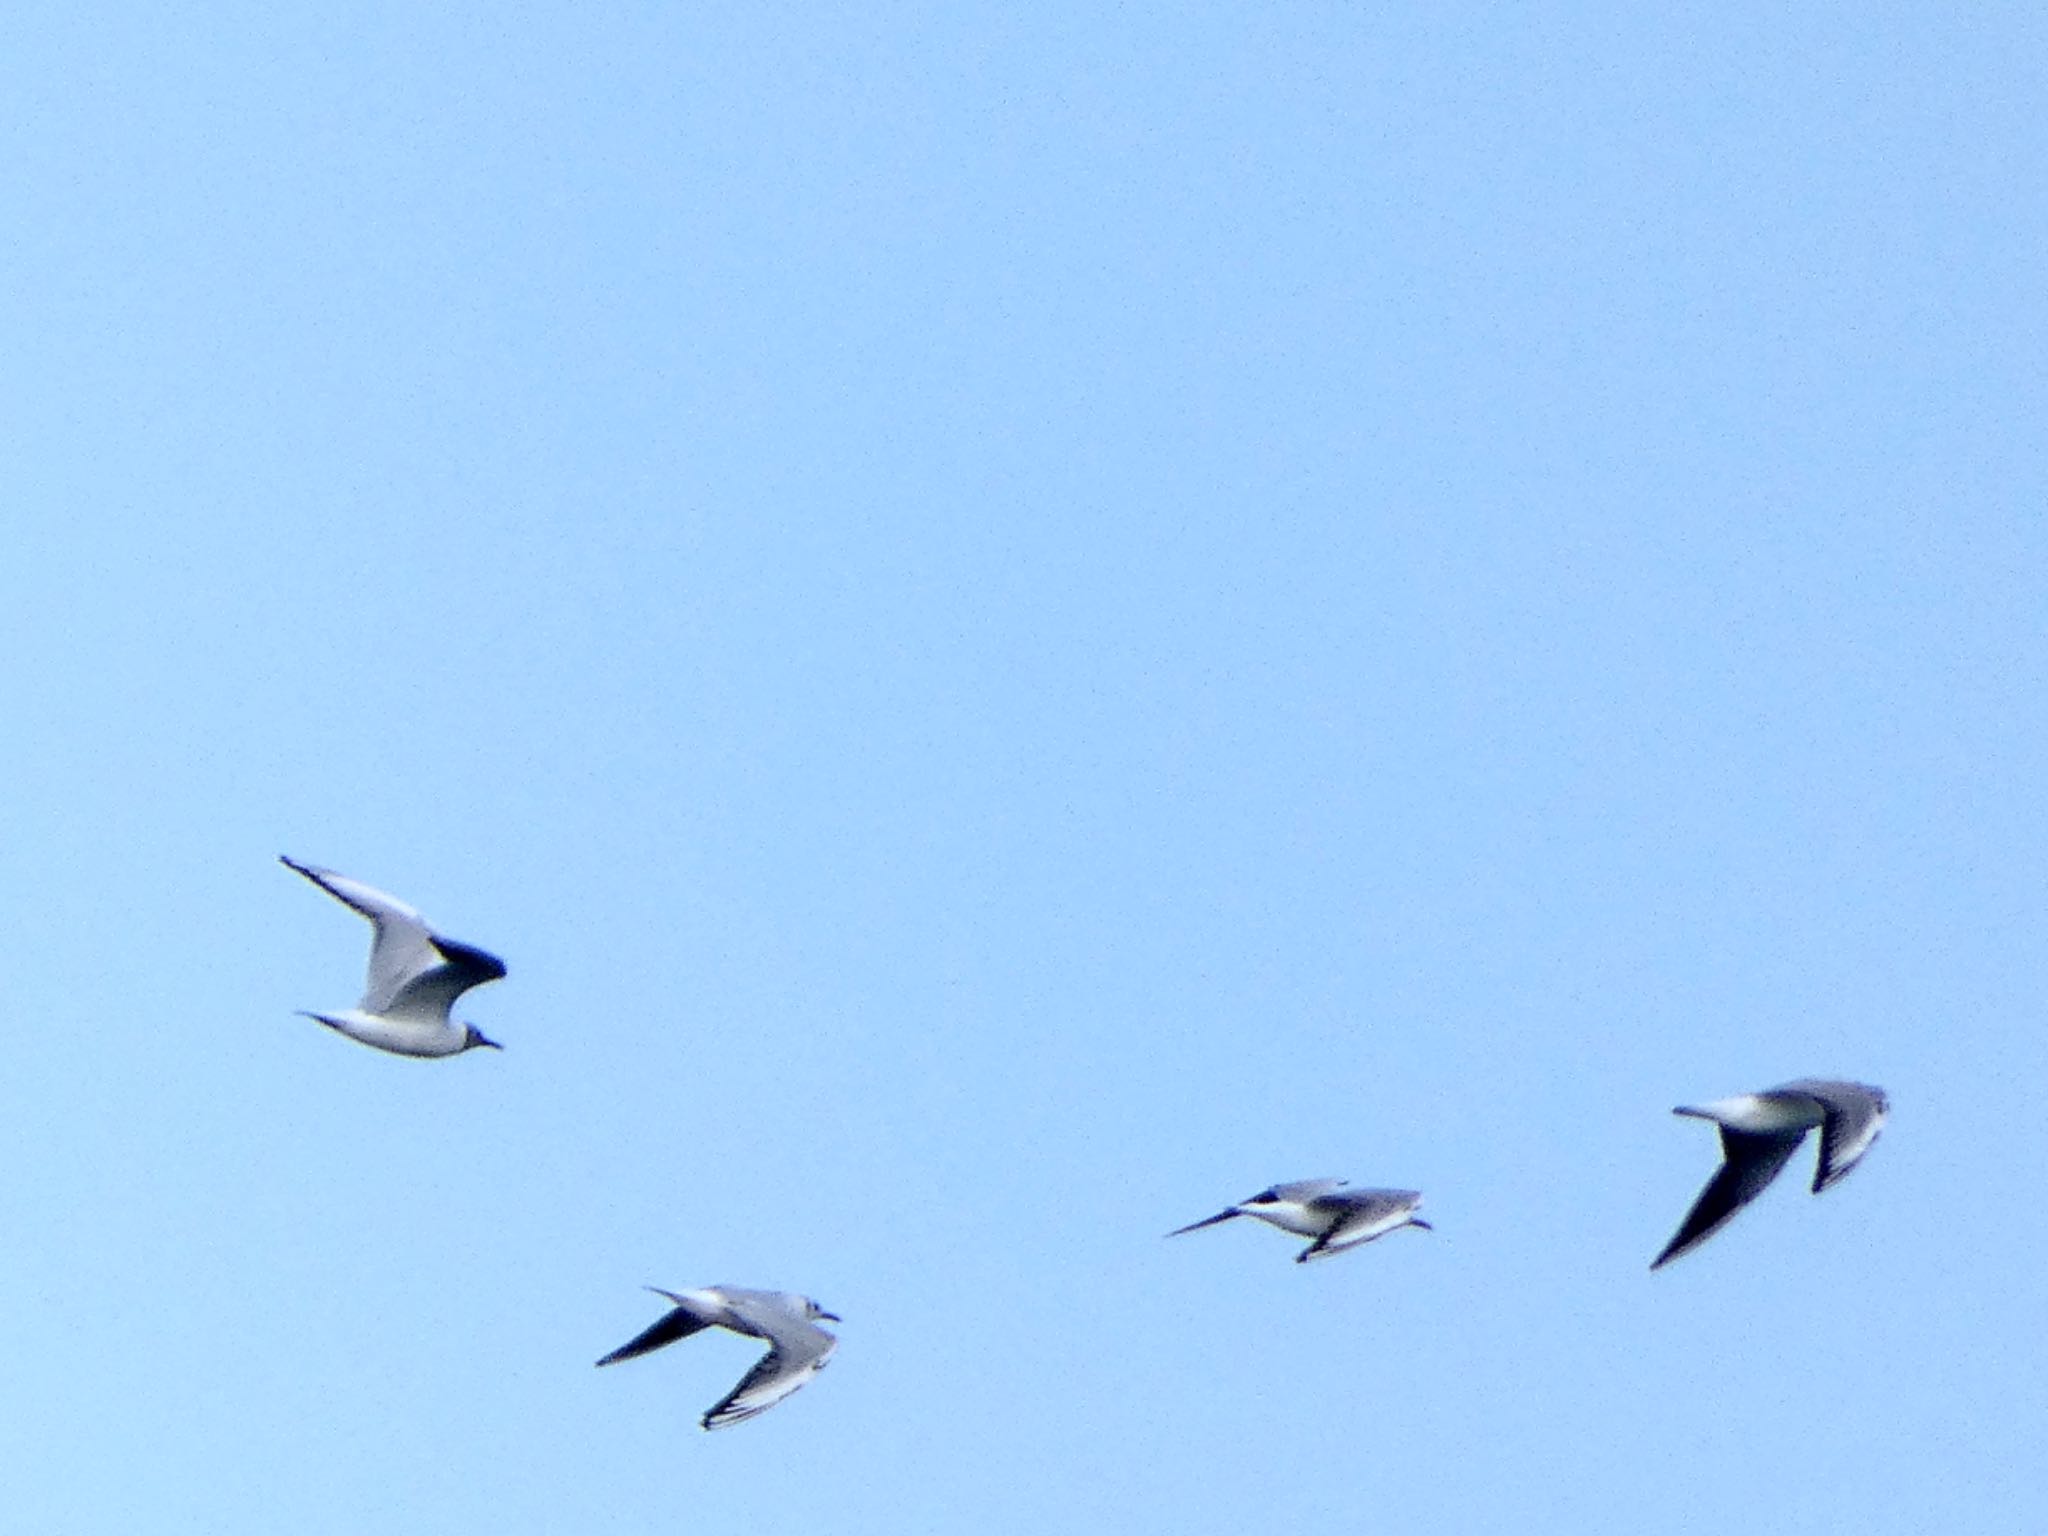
281, 857, 506, 1057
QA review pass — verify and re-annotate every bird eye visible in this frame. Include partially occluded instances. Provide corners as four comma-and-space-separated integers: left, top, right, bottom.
1251, 1189, 1279, 1204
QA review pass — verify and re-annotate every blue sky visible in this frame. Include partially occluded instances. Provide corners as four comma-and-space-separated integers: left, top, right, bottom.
4, 3, 2044, 1532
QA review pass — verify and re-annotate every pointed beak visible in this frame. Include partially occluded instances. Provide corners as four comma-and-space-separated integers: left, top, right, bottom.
1166, 1209, 1240, 1237
473, 1031, 503, 1051
819, 1310, 842, 1322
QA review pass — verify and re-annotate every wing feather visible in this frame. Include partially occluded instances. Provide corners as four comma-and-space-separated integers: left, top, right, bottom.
1651, 1126, 1805, 1269
595, 1303, 715, 1369
701, 1328, 836, 1430
281, 857, 444, 1013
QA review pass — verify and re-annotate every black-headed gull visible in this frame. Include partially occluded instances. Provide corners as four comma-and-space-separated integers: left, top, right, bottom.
281, 856, 505, 1057
596, 1286, 840, 1430
1651, 1078, 1889, 1269
1169, 1180, 1432, 1263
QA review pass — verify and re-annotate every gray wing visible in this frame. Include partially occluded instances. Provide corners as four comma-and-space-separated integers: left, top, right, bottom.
1651, 1125, 1806, 1269
281, 857, 443, 1013
701, 1321, 837, 1431
595, 1291, 718, 1368
1781, 1080, 1889, 1193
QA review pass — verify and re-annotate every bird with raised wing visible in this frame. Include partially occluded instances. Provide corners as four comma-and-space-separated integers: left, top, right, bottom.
1651, 1078, 1889, 1269
597, 1286, 840, 1430
280, 856, 506, 1057
1169, 1179, 1432, 1264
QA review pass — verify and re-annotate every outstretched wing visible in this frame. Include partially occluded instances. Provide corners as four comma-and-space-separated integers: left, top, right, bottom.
281, 857, 443, 1013
595, 1297, 716, 1368
382, 937, 508, 1023
1787, 1080, 1889, 1193
1166, 1208, 1242, 1237
702, 1325, 837, 1431
1651, 1126, 1805, 1270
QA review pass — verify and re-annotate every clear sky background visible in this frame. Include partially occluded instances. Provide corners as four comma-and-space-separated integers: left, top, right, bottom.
4, 3, 2044, 1532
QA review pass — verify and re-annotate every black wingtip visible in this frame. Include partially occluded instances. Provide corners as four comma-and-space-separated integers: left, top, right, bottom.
432, 936, 510, 982
1165, 1210, 1239, 1238
1649, 1236, 1689, 1271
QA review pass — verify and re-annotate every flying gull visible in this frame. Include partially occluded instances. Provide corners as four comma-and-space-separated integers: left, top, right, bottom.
1651, 1078, 1889, 1269
596, 1286, 840, 1430
1169, 1179, 1432, 1263
280, 856, 505, 1057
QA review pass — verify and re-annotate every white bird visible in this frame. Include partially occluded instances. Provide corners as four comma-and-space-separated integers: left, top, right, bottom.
1652, 1078, 1889, 1269
596, 1286, 840, 1430
281, 856, 505, 1057
1169, 1179, 1432, 1263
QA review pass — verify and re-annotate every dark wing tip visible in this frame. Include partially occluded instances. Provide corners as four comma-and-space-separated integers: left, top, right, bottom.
1166, 1209, 1239, 1238
432, 936, 509, 982
1650, 1223, 1707, 1269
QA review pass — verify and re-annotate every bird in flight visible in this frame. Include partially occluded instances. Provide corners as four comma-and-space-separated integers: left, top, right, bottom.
596, 1285, 841, 1430
280, 856, 506, 1057
1169, 1179, 1432, 1263
1651, 1078, 1889, 1269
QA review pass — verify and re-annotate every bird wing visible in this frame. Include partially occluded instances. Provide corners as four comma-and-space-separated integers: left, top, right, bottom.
595, 1292, 718, 1368
1651, 1125, 1806, 1269
1166, 1208, 1242, 1237
1790, 1080, 1889, 1193
381, 937, 508, 1023
701, 1322, 837, 1431
281, 857, 444, 1013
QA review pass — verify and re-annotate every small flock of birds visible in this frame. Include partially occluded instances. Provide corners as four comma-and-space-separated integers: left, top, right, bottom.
282, 855, 1892, 1431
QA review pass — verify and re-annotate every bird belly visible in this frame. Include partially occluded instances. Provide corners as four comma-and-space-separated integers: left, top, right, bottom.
1246, 1204, 1325, 1237
321, 1010, 466, 1058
